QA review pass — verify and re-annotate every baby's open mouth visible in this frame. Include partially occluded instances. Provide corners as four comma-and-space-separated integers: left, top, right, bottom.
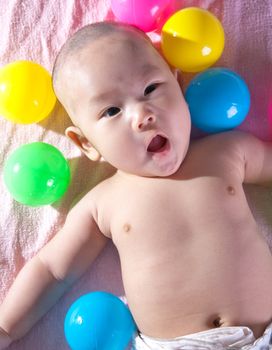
147, 135, 168, 153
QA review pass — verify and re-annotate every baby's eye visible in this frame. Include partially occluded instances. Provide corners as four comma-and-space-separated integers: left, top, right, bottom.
102, 107, 121, 118
144, 83, 159, 96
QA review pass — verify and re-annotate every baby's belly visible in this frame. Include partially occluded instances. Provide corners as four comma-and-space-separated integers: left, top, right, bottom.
120, 228, 272, 339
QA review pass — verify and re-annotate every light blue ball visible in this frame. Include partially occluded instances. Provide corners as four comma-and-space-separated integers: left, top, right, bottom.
185, 68, 251, 133
64, 291, 137, 350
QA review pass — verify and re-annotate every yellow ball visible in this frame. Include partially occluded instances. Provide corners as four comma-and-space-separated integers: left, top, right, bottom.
161, 7, 225, 72
0, 61, 56, 124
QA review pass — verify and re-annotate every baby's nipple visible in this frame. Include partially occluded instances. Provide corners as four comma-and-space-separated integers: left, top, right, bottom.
227, 186, 235, 195
123, 223, 131, 233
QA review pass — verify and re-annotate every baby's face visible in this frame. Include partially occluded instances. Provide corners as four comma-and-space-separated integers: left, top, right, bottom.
61, 32, 191, 177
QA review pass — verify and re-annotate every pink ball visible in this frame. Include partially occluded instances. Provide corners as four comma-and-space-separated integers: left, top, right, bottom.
111, 0, 173, 32
268, 99, 272, 127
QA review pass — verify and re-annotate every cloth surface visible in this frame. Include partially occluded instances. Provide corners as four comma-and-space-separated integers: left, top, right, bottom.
133, 323, 272, 350
0, 0, 271, 349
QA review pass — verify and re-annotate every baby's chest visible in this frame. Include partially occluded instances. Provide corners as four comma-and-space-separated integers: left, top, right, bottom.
109, 177, 248, 240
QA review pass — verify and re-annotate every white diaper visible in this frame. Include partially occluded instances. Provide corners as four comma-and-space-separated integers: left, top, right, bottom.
132, 322, 272, 350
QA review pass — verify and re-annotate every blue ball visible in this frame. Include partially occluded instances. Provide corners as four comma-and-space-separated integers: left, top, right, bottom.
185, 68, 251, 133
64, 291, 137, 350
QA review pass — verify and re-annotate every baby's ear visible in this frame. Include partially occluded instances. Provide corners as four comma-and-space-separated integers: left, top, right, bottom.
65, 126, 101, 162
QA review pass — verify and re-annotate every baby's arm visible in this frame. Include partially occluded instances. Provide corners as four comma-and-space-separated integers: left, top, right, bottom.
208, 130, 272, 184
0, 195, 108, 348
229, 131, 272, 184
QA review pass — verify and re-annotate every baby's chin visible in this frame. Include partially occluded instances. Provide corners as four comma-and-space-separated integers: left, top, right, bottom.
149, 163, 182, 178
127, 158, 183, 178
144, 145, 185, 177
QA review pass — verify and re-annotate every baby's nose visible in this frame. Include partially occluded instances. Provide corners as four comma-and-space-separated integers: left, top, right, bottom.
138, 115, 155, 129
132, 111, 156, 131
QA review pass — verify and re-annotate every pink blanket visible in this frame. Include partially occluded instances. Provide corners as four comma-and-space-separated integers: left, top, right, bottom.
0, 0, 271, 349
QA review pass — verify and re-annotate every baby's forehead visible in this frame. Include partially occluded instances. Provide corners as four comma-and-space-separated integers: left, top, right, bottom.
81, 35, 165, 78
77, 31, 154, 63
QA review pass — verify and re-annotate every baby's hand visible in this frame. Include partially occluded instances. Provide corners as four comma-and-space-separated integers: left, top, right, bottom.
0, 328, 12, 349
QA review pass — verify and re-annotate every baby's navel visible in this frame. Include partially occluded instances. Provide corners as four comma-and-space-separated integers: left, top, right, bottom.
227, 185, 235, 195
123, 223, 131, 233
213, 316, 224, 328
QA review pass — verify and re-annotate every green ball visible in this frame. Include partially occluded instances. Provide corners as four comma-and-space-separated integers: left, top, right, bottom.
3, 142, 71, 206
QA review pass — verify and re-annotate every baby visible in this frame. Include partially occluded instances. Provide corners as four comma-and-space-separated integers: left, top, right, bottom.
0, 21, 272, 350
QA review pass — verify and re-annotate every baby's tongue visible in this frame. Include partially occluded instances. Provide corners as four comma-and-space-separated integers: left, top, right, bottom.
147, 135, 167, 153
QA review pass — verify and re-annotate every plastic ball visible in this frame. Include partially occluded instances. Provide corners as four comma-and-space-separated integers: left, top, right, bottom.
3, 142, 71, 206
268, 99, 272, 125
185, 68, 251, 133
161, 7, 225, 72
0, 60, 56, 124
111, 0, 173, 32
64, 291, 137, 350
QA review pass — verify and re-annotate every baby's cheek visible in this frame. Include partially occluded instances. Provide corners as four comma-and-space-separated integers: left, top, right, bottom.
159, 92, 174, 107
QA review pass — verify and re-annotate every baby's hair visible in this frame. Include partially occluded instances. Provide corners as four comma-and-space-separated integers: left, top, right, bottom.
52, 21, 151, 91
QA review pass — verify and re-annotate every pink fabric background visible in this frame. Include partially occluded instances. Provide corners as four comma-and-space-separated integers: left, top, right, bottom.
0, 0, 271, 349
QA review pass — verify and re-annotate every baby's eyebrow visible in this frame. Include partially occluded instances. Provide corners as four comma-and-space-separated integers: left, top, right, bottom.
89, 90, 117, 104
89, 65, 161, 104
141, 64, 161, 77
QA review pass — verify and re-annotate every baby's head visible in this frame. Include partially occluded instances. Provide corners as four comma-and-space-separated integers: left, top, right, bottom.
53, 21, 191, 177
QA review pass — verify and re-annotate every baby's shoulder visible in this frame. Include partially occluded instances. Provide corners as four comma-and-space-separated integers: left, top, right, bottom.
74, 175, 117, 208
190, 130, 249, 157
186, 130, 249, 180
191, 130, 246, 150
67, 171, 113, 212
67, 176, 117, 238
